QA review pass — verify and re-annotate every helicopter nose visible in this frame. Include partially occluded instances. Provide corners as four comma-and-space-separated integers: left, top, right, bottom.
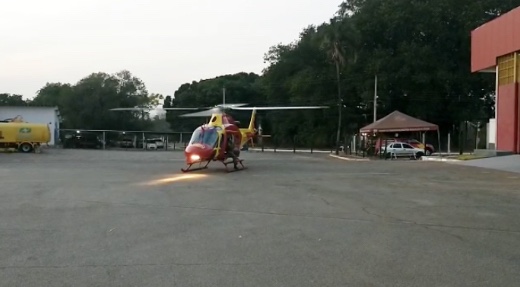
185, 145, 213, 163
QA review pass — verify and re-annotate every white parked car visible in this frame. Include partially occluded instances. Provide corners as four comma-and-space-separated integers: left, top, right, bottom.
147, 138, 164, 149
383, 142, 425, 159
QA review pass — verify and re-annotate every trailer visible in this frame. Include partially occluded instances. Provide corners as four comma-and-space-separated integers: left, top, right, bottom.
0, 122, 51, 153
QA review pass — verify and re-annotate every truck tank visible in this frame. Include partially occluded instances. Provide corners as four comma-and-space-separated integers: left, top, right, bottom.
0, 122, 51, 152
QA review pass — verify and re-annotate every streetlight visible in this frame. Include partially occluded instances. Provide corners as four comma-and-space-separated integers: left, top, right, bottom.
336, 98, 343, 155
335, 99, 345, 155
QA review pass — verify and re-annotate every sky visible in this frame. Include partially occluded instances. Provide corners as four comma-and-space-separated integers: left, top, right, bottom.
1, 0, 343, 100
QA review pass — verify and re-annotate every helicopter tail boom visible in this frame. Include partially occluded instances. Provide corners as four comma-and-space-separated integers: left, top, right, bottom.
238, 108, 257, 147
248, 108, 256, 131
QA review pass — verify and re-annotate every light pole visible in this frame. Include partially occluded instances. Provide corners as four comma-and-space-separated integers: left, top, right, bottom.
336, 99, 343, 155
373, 74, 378, 122
335, 60, 342, 155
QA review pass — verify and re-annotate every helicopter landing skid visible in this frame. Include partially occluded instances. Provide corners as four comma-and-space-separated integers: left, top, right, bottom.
223, 158, 246, 172
181, 160, 211, 173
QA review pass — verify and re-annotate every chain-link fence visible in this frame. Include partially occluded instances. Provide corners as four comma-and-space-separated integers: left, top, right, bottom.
57, 121, 488, 156
58, 129, 193, 151
246, 134, 337, 154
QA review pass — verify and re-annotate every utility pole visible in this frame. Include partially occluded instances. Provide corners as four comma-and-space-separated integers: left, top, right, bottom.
373, 75, 377, 122
335, 61, 342, 155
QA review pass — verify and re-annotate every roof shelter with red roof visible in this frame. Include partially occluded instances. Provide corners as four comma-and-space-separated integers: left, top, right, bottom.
359, 111, 441, 155
359, 110, 438, 134
471, 6, 520, 153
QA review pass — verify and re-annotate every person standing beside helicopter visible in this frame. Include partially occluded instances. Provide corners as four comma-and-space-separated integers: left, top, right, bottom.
225, 134, 239, 169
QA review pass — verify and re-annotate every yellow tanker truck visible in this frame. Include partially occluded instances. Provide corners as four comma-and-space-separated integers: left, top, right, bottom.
0, 116, 51, 153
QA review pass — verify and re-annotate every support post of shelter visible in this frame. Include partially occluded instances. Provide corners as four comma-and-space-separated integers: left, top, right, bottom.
447, 133, 451, 153
384, 138, 388, 160
459, 121, 466, 155
437, 130, 442, 157
102, 131, 106, 150
422, 132, 426, 155
361, 136, 365, 158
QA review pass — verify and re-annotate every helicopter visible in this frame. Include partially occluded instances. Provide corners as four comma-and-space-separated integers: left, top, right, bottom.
175, 104, 329, 172
110, 88, 329, 172
111, 102, 328, 172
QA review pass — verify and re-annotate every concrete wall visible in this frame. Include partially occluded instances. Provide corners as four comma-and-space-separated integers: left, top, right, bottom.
496, 83, 519, 153
471, 6, 520, 72
472, 8, 520, 154
0, 107, 60, 145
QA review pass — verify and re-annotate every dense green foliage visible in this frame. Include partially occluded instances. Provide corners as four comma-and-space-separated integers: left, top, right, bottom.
163, 72, 265, 132
2, 0, 518, 148
1, 70, 162, 130
0, 93, 28, 106
163, 0, 518, 147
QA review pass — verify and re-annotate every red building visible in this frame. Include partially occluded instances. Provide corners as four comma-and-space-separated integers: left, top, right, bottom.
471, 6, 520, 153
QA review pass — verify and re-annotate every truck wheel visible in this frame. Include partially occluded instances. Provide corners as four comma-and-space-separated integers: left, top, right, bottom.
19, 143, 33, 153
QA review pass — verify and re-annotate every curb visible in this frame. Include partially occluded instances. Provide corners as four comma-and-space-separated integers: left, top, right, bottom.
328, 154, 370, 161
421, 156, 461, 162
247, 148, 330, 154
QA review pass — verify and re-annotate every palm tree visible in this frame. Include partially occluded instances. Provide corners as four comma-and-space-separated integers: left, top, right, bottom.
332, 40, 346, 155
321, 17, 357, 154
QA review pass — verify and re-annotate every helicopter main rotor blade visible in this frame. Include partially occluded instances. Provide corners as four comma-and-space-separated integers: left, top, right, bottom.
215, 103, 248, 108
179, 108, 222, 117
109, 107, 152, 111
110, 107, 202, 111
229, 106, 329, 110
178, 105, 329, 117
162, 103, 248, 114
162, 107, 201, 110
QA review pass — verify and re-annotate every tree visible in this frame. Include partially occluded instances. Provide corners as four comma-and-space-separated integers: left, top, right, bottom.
29, 70, 158, 130
8, 0, 516, 149
321, 16, 360, 154
30, 83, 72, 108
0, 93, 28, 106
163, 72, 263, 132
343, 0, 503, 131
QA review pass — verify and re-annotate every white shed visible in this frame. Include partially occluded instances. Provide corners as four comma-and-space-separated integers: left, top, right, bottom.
0, 106, 61, 145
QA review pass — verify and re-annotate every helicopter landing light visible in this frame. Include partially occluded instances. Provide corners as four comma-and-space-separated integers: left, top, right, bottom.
190, 154, 201, 161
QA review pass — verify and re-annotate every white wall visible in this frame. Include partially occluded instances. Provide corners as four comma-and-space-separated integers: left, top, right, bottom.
484, 65, 499, 150
487, 118, 496, 149
0, 107, 60, 145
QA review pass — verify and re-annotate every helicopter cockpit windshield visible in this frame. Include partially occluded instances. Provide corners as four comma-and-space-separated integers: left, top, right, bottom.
188, 126, 220, 147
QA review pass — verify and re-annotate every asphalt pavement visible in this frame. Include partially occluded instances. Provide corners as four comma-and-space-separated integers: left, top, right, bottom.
456, 154, 520, 173
1, 149, 519, 286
